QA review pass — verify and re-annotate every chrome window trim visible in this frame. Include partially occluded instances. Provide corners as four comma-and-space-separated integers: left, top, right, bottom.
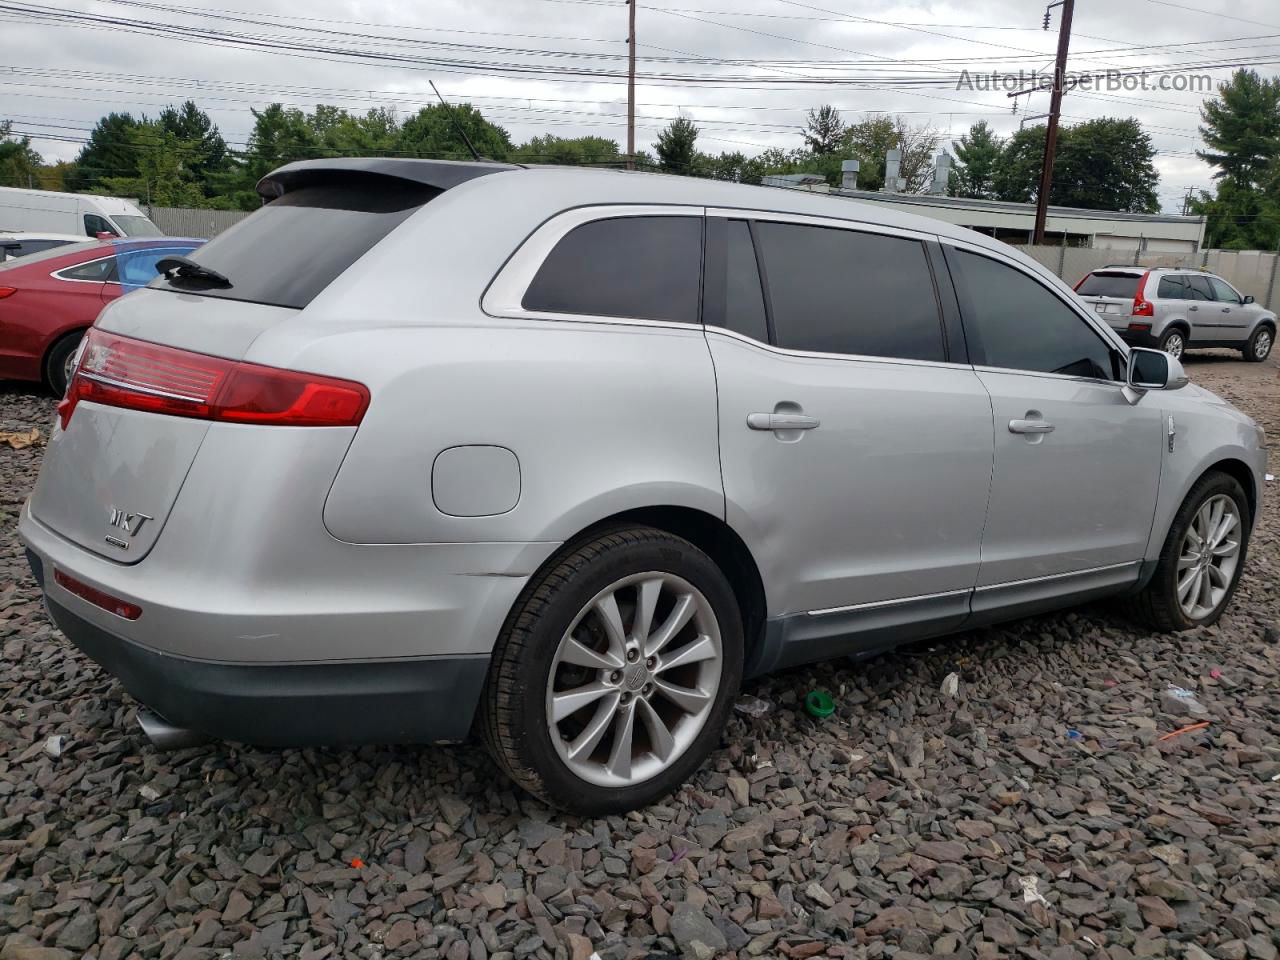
705, 205, 938, 243
971, 363, 1127, 389
51, 255, 114, 285
704, 325, 975, 373
943, 235, 1131, 356
481, 204, 705, 327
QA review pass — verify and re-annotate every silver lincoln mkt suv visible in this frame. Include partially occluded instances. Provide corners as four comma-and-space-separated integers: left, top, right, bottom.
21, 159, 1268, 814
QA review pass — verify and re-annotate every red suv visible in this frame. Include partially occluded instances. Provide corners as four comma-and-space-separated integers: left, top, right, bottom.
0, 237, 203, 394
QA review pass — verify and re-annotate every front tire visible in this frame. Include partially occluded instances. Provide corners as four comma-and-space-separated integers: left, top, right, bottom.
44, 330, 85, 397
1158, 328, 1186, 360
479, 526, 743, 815
1243, 325, 1274, 363
1130, 471, 1250, 631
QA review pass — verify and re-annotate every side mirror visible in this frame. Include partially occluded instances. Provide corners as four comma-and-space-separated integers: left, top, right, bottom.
1126, 347, 1188, 401
94, 231, 116, 241
1243, 294, 1255, 304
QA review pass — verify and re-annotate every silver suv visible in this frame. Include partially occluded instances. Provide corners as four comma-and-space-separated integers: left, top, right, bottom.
20, 159, 1269, 814
1077, 266, 1276, 362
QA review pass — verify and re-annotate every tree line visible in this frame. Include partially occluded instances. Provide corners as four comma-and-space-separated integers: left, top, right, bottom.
0, 96, 1162, 215
0, 69, 1273, 248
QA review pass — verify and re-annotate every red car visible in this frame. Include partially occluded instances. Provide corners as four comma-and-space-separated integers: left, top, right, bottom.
0, 237, 203, 394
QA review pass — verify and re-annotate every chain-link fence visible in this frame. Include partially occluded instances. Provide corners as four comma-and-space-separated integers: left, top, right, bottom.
1015, 244, 1280, 313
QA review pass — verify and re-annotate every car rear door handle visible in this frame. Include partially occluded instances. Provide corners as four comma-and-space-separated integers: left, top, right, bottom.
747, 412, 820, 431
1222, 307, 1232, 313
1189, 306, 1198, 312
1009, 419, 1054, 435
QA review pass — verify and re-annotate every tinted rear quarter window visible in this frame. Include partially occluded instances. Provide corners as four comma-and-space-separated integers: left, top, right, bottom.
58, 256, 116, 282
1076, 272, 1141, 298
1157, 275, 1189, 299
522, 216, 702, 324
153, 180, 439, 309
752, 221, 945, 362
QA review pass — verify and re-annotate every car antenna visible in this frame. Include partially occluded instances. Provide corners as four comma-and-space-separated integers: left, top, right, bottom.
429, 80, 484, 162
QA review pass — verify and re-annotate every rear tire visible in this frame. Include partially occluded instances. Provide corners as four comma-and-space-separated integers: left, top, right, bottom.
1158, 328, 1186, 359
479, 526, 743, 815
44, 330, 85, 397
1129, 471, 1250, 631
1242, 325, 1273, 363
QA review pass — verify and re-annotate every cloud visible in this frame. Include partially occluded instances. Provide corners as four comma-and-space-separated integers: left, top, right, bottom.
2, 0, 1275, 211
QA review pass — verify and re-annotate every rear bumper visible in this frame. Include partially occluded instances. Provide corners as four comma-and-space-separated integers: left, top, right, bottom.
1117, 327, 1160, 348
27, 547, 490, 745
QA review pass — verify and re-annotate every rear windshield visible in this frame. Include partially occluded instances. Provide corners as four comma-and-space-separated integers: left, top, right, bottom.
153, 180, 439, 309
1077, 272, 1141, 298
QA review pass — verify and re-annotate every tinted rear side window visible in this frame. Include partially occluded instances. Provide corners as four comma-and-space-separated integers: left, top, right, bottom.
523, 216, 702, 324
1076, 272, 1141, 298
1157, 275, 1189, 299
752, 221, 945, 361
154, 181, 439, 309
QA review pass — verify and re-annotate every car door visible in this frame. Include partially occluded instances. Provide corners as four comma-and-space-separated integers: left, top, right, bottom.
1206, 276, 1249, 342
1185, 275, 1218, 341
705, 213, 994, 667
943, 244, 1164, 612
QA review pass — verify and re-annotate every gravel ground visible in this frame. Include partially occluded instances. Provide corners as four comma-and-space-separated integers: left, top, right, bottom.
1, 352, 1277, 960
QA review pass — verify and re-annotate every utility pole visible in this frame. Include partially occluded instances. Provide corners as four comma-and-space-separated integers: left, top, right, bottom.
1032, 0, 1074, 244
627, 0, 637, 170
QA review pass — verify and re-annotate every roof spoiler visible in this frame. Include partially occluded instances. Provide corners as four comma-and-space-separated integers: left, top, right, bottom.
256, 157, 519, 202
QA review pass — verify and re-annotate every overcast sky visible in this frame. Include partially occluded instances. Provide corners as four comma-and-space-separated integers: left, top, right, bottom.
3, 0, 1279, 212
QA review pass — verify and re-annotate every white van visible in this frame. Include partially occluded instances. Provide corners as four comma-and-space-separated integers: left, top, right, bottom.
0, 187, 162, 238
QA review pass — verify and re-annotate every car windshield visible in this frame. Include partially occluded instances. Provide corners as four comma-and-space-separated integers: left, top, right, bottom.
112, 215, 164, 237
1077, 272, 1142, 298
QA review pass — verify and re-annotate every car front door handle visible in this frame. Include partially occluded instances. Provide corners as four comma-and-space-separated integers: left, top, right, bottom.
1189, 306, 1198, 312
1009, 419, 1055, 435
747, 412, 820, 431
1222, 307, 1232, 313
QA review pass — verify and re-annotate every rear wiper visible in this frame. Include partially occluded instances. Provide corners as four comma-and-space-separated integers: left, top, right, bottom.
156, 256, 232, 287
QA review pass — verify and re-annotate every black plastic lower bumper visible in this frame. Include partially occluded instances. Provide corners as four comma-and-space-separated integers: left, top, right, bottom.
29, 551, 489, 747
1118, 328, 1161, 348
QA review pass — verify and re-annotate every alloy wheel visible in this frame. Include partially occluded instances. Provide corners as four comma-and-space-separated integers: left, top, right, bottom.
1164, 333, 1184, 359
1176, 494, 1241, 620
62, 350, 78, 392
1255, 329, 1273, 360
545, 571, 722, 788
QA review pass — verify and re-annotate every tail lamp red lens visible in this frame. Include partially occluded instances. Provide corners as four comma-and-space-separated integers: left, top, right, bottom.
54, 569, 142, 620
0, 286, 17, 299
58, 329, 370, 430
1131, 271, 1154, 317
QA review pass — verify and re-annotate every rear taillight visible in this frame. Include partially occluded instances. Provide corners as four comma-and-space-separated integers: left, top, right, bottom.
58, 330, 369, 430
1073, 275, 1087, 291
1131, 271, 1154, 317
0, 286, 16, 299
